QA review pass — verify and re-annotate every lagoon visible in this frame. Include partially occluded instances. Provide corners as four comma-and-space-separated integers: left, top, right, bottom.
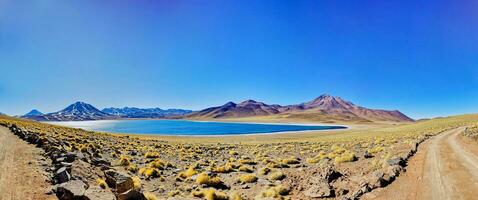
48, 120, 346, 136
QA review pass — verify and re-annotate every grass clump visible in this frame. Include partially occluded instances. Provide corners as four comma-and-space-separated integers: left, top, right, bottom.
196, 173, 224, 188
178, 165, 198, 179
213, 163, 235, 173
97, 178, 108, 189
259, 185, 290, 198
145, 151, 160, 158
258, 167, 271, 175
149, 159, 167, 169
119, 155, 131, 166
281, 156, 300, 164
368, 146, 384, 154
192, 189, 229, 200
229, 191, 243, 200
144, 192, 158, 200
132, 176, 141, 190
139, 167, 161, 179
238, 165, 253, 173
334, 151, 357, 163
267, 171, 286, 181
238, 174, 258, 183
127, 164, 138, 173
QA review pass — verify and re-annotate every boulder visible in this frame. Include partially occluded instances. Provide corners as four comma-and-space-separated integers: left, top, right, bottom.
55, 180, 87, 200
386, 157, 405, 167
322, 166, 342, 183
368, 170, 386, 188
56, 167, 71, 184
303, 181, 334, 198
66, 152, 77, 162
84, 186, 116, 200
104, 170, 134, 193
117, 189, 147, 200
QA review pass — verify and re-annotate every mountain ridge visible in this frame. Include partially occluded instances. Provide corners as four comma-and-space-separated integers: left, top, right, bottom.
186, 94, 414, 123
102, 107, 192, 118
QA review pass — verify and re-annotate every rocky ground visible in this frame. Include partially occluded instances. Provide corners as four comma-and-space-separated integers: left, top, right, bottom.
0, 115, 477, 200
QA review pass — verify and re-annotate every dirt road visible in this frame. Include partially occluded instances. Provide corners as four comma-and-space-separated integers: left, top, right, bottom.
363, 127, 478, 200
0, 126, 55, 200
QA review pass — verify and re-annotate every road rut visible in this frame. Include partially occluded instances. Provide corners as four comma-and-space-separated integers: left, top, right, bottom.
363, 127, 478, 200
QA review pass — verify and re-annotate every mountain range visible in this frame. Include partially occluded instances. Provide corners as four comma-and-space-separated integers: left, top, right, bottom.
186, 94, 414, 123
22, 102, 192, 121
102, 107, 192, 118
20, 94, 413, 123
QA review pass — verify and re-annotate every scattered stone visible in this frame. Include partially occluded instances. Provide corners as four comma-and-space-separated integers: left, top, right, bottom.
104, 170, 134, 193
363, 151, 373, 158
322, 166, 342, 183
117, 189, 147, 200
84, 186, 116, 200
55, 167, 71, 184
386, 157, 405, 167
303, 181, 334, 198
55, 180, 87, 200
66, 152, 77, 162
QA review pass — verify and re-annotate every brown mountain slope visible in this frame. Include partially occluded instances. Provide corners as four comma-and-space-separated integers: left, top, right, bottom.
186, 100, 282, 118
186, 94, 414, 123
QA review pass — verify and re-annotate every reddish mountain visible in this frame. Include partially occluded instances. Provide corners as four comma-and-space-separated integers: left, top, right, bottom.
186, 94, 414, 122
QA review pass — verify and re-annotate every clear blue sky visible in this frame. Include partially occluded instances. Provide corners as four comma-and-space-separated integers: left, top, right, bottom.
1, 0, 477, 119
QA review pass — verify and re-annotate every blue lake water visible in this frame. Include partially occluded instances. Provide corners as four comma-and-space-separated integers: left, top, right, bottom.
48, 120, 346, 136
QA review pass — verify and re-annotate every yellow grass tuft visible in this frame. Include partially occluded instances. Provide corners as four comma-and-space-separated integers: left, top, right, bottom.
119, 155, 131, 166
238, 174, 258, 183
132, 176, 141, 190
178, 165, 198, 179
268, 171, 286, 181
259, 185, 290, 198
144, 192, 158, 200
97, 178, 108, 189
335, 151, 357, 163
196, 173, 223, 188
192, 189, 229, 200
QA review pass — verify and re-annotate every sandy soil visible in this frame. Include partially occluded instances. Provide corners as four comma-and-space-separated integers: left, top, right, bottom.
0, 126, 56, 200
363, 127, 478, 200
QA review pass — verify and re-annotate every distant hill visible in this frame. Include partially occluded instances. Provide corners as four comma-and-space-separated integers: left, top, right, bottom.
102, 107, 192, 118
186, 94, 414, 123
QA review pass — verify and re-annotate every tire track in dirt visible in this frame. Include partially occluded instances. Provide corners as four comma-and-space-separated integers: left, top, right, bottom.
363, 127, 478, 200
0, 126, 55, 200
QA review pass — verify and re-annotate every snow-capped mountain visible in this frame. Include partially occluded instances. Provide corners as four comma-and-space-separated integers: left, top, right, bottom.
23, 109, 43, 117
102, 107, 192, 118
34, 102, 114, 121
23, 102, 192, 121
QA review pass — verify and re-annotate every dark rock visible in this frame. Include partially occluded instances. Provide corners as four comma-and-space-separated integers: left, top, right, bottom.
56, 167, 71, 184
363, 151, 373, 158
55, 180, 87, 200
92, 157, 111, 166
322, 166, 342, 183
66, 152, 77, 162
104, 170, 134, 193
117, 189, 147, 200
84, 186, 116, 200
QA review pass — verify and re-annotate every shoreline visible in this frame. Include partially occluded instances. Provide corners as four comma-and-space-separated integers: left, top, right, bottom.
45, 118, 349, 137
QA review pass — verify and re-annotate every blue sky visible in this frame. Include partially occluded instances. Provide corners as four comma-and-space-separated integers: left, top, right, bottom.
0, 0, 477, 119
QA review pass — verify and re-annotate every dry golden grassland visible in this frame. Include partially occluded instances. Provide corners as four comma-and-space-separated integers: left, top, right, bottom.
1, 114, 477, 199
